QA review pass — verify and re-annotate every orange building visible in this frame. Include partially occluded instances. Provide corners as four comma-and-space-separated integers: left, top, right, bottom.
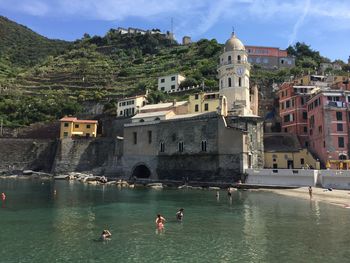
59, 117, 98, 139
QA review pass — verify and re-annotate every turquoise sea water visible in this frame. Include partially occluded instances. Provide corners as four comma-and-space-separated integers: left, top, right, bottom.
0, 179, 350, 263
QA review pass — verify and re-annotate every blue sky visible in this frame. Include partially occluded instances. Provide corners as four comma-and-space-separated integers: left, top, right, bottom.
0, 0, 349, 61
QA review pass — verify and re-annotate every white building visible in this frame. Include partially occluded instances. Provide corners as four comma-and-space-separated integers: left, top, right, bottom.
158, 74, 186, 93
117, 95, 147, 117
217, 32, 252, 116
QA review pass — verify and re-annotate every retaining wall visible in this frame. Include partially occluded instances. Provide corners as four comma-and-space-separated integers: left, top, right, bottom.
246, 168, 318, 187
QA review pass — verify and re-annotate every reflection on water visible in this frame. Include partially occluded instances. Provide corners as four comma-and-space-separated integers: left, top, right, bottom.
0, 179, 350, 262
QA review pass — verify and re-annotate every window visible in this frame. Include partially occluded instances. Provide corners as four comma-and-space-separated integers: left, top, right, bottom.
195, 104, 199, 112
304, 126, 307, 133
204, 103, 209, 111
323, 141, 326, 148
228, 77, 232, 87
178, 141, 184, 152
238, 77, 242, 87
301, 97, 305, 105
195, 94, 199, 100
63, 132, 68, 137
160, 142, 165, 152
237, 55, 241, 62
120, 111, 123, 115
338, 137, 345, 148
201, 140, 207, 152
133, 132, 137, 144
318, 126, 322, 134
302, 112, 307, 120
64, 123, 69, 127
286, 100, 290, 108
161, 78, 165, 83
337, 123, 343, 131
263, 58, 268, 64
171, 85, 175, 90
75, 124, 79, 128
336, 112, 342, 121
161, 87, 165, 91
86, 124, 91, 129
148, 131, 152, 144
273, 163, 278, 169
171, 76, 175, 81
300, 158, 305, 165
281, 102, 284, 110
310, 129, 313, 135
284, 128, 287, 132
228, 56, 231, 63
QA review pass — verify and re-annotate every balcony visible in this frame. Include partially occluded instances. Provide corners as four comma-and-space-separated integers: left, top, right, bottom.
325, 101, 347, 109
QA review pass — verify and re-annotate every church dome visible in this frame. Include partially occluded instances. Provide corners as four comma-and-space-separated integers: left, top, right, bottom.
224, 33, 245, 52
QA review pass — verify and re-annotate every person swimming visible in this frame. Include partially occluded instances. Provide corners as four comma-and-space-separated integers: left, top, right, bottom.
155, 214, 166, 230
176, 208, 184, 221
100, 229, 112, 240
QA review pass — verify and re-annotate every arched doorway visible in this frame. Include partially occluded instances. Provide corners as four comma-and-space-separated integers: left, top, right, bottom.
132, 164, 151, 178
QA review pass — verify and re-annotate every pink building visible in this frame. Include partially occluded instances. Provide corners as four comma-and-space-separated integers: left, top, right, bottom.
278, 83, 314, 147
307, 89, 350, 169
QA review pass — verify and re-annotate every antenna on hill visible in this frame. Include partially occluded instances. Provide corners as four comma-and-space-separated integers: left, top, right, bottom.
171, 17, 174, 36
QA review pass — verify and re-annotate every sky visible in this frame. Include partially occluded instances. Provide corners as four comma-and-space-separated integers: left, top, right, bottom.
0, 0, 349, 61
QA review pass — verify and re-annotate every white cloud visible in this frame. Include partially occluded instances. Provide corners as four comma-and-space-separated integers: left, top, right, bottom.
288, 0, 311, 45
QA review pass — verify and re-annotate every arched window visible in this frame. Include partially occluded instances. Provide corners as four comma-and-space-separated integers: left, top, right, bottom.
237, 55, 241, 62
238, 77, 242, 87
228, 56, 231, 64
228, 77, 232, 87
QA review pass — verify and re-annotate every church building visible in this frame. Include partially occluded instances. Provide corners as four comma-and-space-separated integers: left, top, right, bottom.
120, 33, 264, 182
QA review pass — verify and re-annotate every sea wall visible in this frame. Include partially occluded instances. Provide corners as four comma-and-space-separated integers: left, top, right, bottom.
0, 138, 57, 172
246, 168, 318, 187
52, 137, 120, 174
319, 170, 350, 190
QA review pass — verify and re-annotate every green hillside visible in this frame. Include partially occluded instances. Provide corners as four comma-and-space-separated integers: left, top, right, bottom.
0, 16, 70, 78
1, 16, 349, 127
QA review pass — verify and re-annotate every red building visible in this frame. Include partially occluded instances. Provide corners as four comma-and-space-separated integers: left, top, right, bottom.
307, 89, 350, 169
246, 46, 295, 69
278, 83, 315, 147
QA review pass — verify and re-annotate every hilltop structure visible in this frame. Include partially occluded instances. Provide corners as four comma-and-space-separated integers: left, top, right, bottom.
245, 45, 295, 69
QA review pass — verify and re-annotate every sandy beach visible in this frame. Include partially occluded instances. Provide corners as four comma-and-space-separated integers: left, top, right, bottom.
262, 187, 350, 209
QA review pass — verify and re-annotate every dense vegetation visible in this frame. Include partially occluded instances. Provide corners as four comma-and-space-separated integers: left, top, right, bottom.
0, 16, 349, 127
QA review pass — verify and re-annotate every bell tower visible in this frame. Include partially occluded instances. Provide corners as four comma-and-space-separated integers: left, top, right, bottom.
218, 32, 252, 116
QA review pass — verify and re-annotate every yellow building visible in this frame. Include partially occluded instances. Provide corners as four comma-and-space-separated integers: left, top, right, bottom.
264, 133, 319, 169
188, 92, 219, 114
59, 117, 98, 139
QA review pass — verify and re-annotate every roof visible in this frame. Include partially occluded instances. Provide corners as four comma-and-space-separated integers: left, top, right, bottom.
60, 117, 98, 124
132, 110, 173, 119
140, 101, 188, 111
264, 133, 301, 152
118, 95, 146, 102
224, 33, 245, 52
167, 112, 215, 120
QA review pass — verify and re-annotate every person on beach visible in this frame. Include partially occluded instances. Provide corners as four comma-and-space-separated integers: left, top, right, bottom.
176, 208, 184, 221
156, 214, 166, 230
308, 186, 312, 198
100, 230, 112, 240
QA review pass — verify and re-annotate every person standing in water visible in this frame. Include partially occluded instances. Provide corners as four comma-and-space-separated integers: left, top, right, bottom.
155, 214, 166, 230
1, 192, 6, 201
176, 208, 184, 221
308, 186, 313, 198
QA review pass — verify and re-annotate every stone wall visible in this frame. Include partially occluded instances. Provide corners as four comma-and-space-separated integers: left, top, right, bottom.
0, 138, 57, 172
52, 137, 117, 174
